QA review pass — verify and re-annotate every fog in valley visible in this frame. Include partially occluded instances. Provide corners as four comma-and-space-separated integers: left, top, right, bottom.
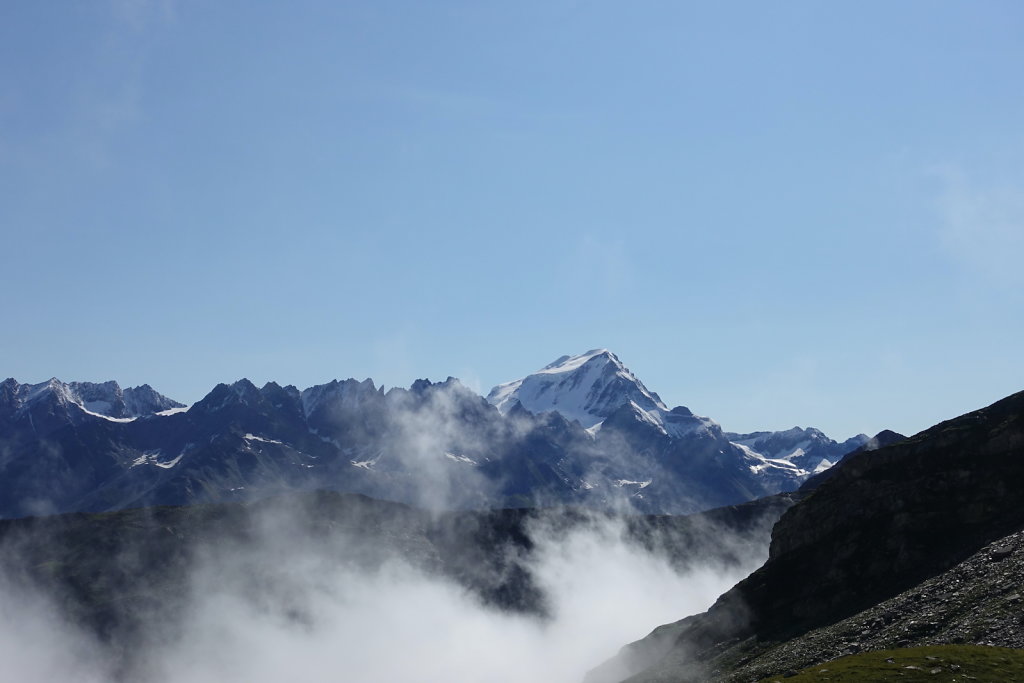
0, 499, 772, 683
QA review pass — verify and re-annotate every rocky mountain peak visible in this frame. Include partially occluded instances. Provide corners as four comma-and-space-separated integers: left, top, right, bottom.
122, 384, 184, 416
300, 378, 384, 424
192, 380, 263, 414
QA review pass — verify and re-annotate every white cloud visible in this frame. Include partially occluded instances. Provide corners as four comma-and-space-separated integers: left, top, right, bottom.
0, 506, 770, 683
0, 576, 110, 682
109, 0, 177, 31
565, 235, 634, 301
932, 165, 1024, 288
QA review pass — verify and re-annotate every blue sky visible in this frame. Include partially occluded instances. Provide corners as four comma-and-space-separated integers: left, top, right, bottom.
2, 1, 1022, 438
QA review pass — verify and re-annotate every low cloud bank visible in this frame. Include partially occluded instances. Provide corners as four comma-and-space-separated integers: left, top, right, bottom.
0, 504, 771, 682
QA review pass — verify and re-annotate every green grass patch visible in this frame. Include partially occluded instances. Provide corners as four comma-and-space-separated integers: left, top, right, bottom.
757, 645, 1024, 682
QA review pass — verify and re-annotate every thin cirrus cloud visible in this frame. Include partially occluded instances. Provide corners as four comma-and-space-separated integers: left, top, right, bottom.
931, 164, 1024, 290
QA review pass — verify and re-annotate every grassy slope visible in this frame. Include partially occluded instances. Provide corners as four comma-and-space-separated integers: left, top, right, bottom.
758, 645, 1024, 682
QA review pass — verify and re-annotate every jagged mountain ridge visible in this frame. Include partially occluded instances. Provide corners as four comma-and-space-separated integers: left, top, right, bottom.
0, 353, 870, 518
0, 377, 183, 424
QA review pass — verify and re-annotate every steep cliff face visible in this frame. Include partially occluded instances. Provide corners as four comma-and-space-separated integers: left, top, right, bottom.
591, 388, 1024, 683
755, 390, 1024, 638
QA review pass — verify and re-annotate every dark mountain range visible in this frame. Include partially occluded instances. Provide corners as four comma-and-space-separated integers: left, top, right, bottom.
0, 352, 871, 518
587, 388, 1024, 682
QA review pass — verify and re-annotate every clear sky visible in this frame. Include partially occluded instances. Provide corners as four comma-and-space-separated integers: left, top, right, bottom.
2, 1, 1022, 439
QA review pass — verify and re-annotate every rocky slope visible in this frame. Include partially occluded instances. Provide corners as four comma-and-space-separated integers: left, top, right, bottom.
588, 388, 1024, 683
720, 528, 1024, 681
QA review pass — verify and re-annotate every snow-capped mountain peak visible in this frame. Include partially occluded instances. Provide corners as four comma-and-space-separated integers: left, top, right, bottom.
486, 349, 712, 438
0, 377, 183, 420
536, 349, 636, 376
725, 426, 871, 476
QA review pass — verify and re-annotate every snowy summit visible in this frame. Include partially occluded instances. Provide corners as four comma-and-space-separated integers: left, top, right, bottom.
486, 349, 711, 438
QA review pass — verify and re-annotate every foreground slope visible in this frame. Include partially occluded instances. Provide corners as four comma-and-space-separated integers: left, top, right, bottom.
755, 645, 1024, 682
728, 527, 1024, 680
588, 388, 1024, 683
